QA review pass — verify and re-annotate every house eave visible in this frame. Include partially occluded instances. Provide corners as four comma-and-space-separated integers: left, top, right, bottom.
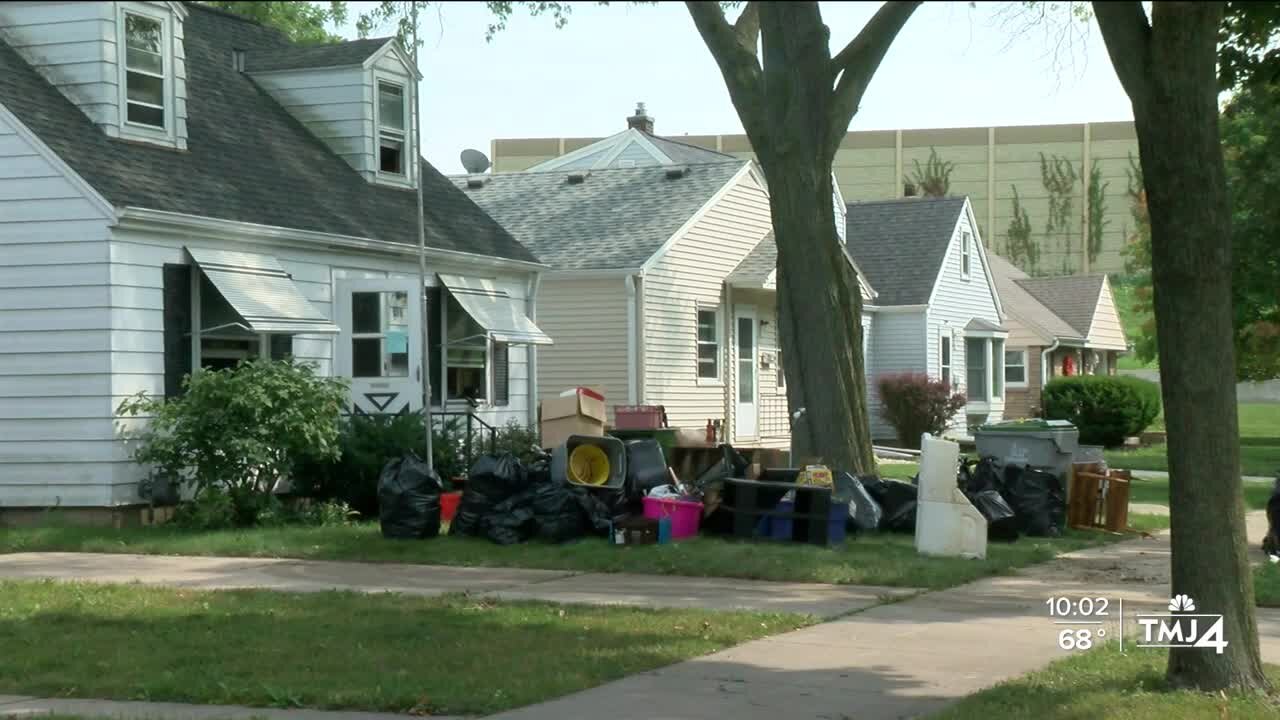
115, 207, 548, 272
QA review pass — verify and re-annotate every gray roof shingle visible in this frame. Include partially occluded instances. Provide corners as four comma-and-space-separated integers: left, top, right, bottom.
845, 196, 968, 306
453, 161, 747, 270
0, 6, 536, 264
986, 253, 1084, 343
1014, 275, 1106, 337
644, 134, 736, 165
245, 37, 392, 72
726, 232, 777, 286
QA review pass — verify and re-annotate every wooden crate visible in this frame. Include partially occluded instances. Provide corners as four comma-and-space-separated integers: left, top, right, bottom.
1069, 467, 1131, 532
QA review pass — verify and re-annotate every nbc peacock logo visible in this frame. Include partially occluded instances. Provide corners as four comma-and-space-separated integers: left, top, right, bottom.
1136, 594, 1228, 654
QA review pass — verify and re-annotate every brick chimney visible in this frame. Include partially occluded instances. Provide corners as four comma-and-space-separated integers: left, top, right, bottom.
626, 102, 654, 134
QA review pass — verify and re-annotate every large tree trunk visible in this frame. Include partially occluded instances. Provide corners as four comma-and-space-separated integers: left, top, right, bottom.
686, 1, 916, 473
1095, 1, 1269, 691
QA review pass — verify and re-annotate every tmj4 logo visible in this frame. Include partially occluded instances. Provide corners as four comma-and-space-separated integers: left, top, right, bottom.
1136, 595, 1229, 654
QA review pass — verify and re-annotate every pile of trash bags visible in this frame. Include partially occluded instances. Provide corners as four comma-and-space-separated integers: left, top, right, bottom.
378, 453, 443, 539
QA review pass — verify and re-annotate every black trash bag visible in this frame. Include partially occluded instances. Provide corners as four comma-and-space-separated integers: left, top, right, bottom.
693, 444, 750, 489
481, 488, 537, 545
834, 472, 883, 533
862, 476, 918, 533
967, 489, 1020, 541
451, 453, 529, 537
377, 453, 443, 540
1001, 465, 1066, 537
966, 457, 1004, 495
531, 470, 589, 543
625, 439, 669, 501
1262, 477, 1280, 558
570, 486, 616, 535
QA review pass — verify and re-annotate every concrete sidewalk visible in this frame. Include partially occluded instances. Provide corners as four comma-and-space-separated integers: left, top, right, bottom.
485, 512, 1280, 720
0, 694, 456, 720
0, 552, 914, 619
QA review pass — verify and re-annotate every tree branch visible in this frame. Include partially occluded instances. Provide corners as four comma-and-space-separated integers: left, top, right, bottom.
827, 1, 921, 154
686, 1, 765, 138
1092, 1, 1153, 106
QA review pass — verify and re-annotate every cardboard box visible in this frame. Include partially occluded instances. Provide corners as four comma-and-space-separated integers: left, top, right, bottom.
539, 386, 607, 449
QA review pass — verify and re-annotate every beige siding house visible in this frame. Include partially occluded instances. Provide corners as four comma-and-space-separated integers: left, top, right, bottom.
987, 252, 1128, 418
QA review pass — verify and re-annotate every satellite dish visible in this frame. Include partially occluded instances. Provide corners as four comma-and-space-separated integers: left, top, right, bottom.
460, 148, 491, 174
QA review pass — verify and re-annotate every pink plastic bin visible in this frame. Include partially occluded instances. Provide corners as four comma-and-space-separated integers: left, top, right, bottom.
642, 496, 703, 540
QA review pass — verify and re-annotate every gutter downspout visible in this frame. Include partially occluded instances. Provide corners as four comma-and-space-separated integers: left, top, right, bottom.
527, 272, 542, 427
635, 273, 646, 404
1041, 338, 1061, 388
626, 274, 639, 403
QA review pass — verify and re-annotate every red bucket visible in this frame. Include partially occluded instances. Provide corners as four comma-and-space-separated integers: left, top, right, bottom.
441, 491, 462, 523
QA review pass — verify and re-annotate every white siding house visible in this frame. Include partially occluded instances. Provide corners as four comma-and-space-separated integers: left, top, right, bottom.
848, 197, 1007, 441
0, 2, 548, 516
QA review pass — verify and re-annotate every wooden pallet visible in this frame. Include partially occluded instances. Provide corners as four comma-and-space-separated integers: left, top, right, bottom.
1068, 465, 1131, 532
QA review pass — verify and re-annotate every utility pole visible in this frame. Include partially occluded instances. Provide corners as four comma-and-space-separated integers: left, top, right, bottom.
410, 1, 433, 471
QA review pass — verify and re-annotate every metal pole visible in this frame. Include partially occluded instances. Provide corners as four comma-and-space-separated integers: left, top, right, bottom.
411, 1, 433, 472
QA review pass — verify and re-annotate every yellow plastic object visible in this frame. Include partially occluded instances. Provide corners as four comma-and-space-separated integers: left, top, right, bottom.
568, 443, 611, 486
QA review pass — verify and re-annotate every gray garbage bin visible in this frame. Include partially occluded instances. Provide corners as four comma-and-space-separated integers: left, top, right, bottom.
975, 419, 1080, 480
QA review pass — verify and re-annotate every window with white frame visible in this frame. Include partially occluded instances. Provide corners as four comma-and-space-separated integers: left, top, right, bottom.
696, 308, 720, 381
122, 11, 167, 129
426, 287, 490, 405
940, 334, 952, 388
992, 338, 1004, 398
960, 230, 972, 279
377, 80, 407, 175
1004, 349, 1028, 387
775, 347, 786, 393
965, 337, 987, 399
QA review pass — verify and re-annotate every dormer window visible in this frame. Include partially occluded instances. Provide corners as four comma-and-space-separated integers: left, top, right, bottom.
123, 12, 167, 129
378, 81, 406, 175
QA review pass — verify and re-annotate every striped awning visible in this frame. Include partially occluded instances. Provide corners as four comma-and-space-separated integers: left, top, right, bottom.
187, 247, 339, 335
438, 274, 552, 345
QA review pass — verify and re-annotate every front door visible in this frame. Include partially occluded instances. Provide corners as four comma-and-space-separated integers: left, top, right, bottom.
735, 307, 758, 440
337, 278, 422, 414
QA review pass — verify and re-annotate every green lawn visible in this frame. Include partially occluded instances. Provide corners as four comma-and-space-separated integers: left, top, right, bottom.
1110, 281, 1158, 370
1257, 562, 1280, 608
931, 643, 1280, 719
0, 580, 808, 716
1127, 474, 1275, 510
1107, 402, 1280, 477
0, 513, 1167, 591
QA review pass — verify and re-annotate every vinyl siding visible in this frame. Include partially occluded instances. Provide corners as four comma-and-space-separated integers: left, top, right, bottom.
0, 1, 189, 149
867, 309, 926, 441
1086, 278, 1127, 351
924, 204, 1004, 428
252, 66, 374, 178
643, 169, 771, 434
535, 276, 631, 419
0, 103, 117, 508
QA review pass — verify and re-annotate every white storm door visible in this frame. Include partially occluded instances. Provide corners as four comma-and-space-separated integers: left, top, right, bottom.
734, 307, 758, 439
337, 277, 422, 415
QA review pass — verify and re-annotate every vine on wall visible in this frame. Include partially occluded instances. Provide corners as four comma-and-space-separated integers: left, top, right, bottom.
905, 147, 954, 197
1086, 159, 1110, 267
1039, 152, 1079, 274
1005, 185, 1038, 274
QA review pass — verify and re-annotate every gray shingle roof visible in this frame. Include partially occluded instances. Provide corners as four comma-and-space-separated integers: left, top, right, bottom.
726, 232, 777, 287
1014, 275, 1107, 337
986, 253, 1084, 343
454, 161, 747, 270
644, 134, 736, 165
0, 7, 535, 264
245, 37, 392, 72
845, 196, 968, 306
965, 317, 1007, 332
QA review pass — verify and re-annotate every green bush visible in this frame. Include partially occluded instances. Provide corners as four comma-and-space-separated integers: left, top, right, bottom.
492, 420, 542, 464
1040, 375, 1162, 446
117, 359, 349, 528
877, 372, 967, 449
293, 412, 467, 517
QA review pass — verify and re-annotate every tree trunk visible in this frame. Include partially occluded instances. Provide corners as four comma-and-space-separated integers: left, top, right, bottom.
1095, 1, 1269, 692
769, 154, 874, 473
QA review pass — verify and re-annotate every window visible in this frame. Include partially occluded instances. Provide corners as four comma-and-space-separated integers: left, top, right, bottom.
491, 342, 510, 406
775, 348, 786, 393
992, 338, 1004, 398
426, 287, 492, 405
966, 337, 987, 400
350, 290, 410, 378
696, 308, 720, 380
1005, 349, 1028, 387
940, 335, 952, 388
123, 12, 166, 129
378, 81, 406, 175
960, 230, 972, 279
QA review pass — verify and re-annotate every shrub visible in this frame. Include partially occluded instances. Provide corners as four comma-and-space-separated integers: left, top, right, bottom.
293, 412, 466, 517
117, 359, 349, 528
492, 420, 543, 464
877, 372, 967, 449
1040, 375, 1162, 447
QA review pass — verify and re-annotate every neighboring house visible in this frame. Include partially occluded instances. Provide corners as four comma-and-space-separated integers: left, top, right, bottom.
845, 197, 1008, 441
986, 253, 1128, 418
0, 2, 550, 514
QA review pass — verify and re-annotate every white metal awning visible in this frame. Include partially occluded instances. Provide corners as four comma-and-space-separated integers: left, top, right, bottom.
187, 247, 339, 335
438, 274, 552, 345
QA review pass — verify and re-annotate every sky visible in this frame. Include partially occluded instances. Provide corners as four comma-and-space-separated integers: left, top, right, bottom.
336, 2, 1135, 174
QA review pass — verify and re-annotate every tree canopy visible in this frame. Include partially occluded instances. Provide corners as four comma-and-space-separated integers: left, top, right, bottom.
200, 1, 349, 44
